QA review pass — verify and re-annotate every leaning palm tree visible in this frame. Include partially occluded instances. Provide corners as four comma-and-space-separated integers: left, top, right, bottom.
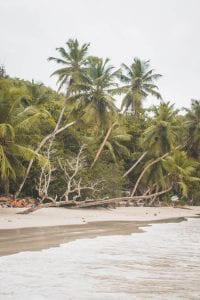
163, 150, 200, 197
130, 102, 180, 196
72, 56, 121, 167
120, 58, 162, 115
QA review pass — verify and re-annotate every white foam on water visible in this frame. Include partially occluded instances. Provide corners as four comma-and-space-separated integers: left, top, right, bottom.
0, 218, 200, 300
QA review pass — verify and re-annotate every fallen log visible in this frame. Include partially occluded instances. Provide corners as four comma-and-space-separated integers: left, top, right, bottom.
17, 188, 172, 214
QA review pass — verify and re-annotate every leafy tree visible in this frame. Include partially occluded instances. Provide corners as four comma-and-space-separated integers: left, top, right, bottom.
185, 99, 200, 159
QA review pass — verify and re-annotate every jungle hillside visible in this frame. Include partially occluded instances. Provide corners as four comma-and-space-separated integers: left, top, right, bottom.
0, 39, 200, 207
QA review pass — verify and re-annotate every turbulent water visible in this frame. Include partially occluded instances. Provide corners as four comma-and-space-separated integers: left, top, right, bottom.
0, 217, 200, 300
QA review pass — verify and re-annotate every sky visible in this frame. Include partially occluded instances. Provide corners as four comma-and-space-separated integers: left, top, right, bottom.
0, 0, 200, 108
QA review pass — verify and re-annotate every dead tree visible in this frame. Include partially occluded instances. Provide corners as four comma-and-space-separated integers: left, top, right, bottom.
36, 140, 57, 203
58, 145, 100, 201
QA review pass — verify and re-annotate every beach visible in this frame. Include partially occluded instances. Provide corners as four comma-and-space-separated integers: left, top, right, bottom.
0, 206, 200, 257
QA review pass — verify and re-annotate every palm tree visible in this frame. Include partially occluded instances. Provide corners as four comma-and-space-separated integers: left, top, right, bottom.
143, 102, 179, 156
130, 102, 180, 196
0, 83, 48, 194
16, 39, 89, 196
120, 58, 162, 115
71, 56, 121, 167
0, 123, 37, 194
48, 38, 89, 94
163, 150, 200, 197
185, 99, 200, 159
74, 56, 120, 131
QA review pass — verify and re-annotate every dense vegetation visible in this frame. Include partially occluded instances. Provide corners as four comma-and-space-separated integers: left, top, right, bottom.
0, 39, 199, 205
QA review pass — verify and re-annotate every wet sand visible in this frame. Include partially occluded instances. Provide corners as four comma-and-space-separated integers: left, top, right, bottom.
0, 217, 189, 257
0, 221, 145, 256
0, 206, 200, 257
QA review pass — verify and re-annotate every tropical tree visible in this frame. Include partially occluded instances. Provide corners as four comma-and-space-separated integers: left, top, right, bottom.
185, 99, 200, 159
74, 56, 120, 131
15, 39, 89, 196
130, 102, 180, 196
0, 81, 50, 194
104, 124, 131, 162
143, 102, 179, 156
0, 123, 37, 194
163, 150, 200, 197
48, 38, 89, 94
71, 56, 121, 167
120, 58, 162, 115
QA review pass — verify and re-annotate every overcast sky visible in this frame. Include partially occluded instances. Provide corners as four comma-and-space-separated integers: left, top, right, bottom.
0, 0, 200, 108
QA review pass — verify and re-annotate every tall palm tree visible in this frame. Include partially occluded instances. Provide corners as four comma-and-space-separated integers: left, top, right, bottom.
120, 58, 162, 115
16, 39, 88, 197
74, 56, 120, 131
185, 99, 200, 159
48, 39, 89, 94
71, 56, 121, 167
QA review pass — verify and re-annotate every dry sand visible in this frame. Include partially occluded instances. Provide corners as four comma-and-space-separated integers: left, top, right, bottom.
0, 206, 200, 256
0, 206, 200, 229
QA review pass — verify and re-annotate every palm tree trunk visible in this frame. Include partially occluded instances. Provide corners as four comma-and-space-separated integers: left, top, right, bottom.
90, 122, 117, 168
123, 151, 147, 177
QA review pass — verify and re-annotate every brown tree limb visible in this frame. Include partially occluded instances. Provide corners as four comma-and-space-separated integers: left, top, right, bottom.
123, 151, 147, 177
90, 122, 117, 168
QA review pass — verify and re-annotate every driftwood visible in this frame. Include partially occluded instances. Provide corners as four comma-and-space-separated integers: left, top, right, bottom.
18, 188, 171, 214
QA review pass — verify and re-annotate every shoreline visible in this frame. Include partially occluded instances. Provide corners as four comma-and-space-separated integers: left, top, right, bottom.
0, 217, 188, 257
0, 206, 200, 257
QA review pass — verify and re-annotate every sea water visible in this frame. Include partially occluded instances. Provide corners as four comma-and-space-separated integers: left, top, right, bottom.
0, 217, 200, 300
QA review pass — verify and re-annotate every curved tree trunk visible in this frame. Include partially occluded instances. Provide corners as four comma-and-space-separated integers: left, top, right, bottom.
130, 152, 170, 197
91, 122, 117, 168
130, 144, 183, 197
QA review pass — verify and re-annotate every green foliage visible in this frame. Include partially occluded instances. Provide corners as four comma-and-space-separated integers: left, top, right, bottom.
0, 39, 199, 203
143, 102, 180, 156
163, 151, 200, 197
120, 58, 162, 115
